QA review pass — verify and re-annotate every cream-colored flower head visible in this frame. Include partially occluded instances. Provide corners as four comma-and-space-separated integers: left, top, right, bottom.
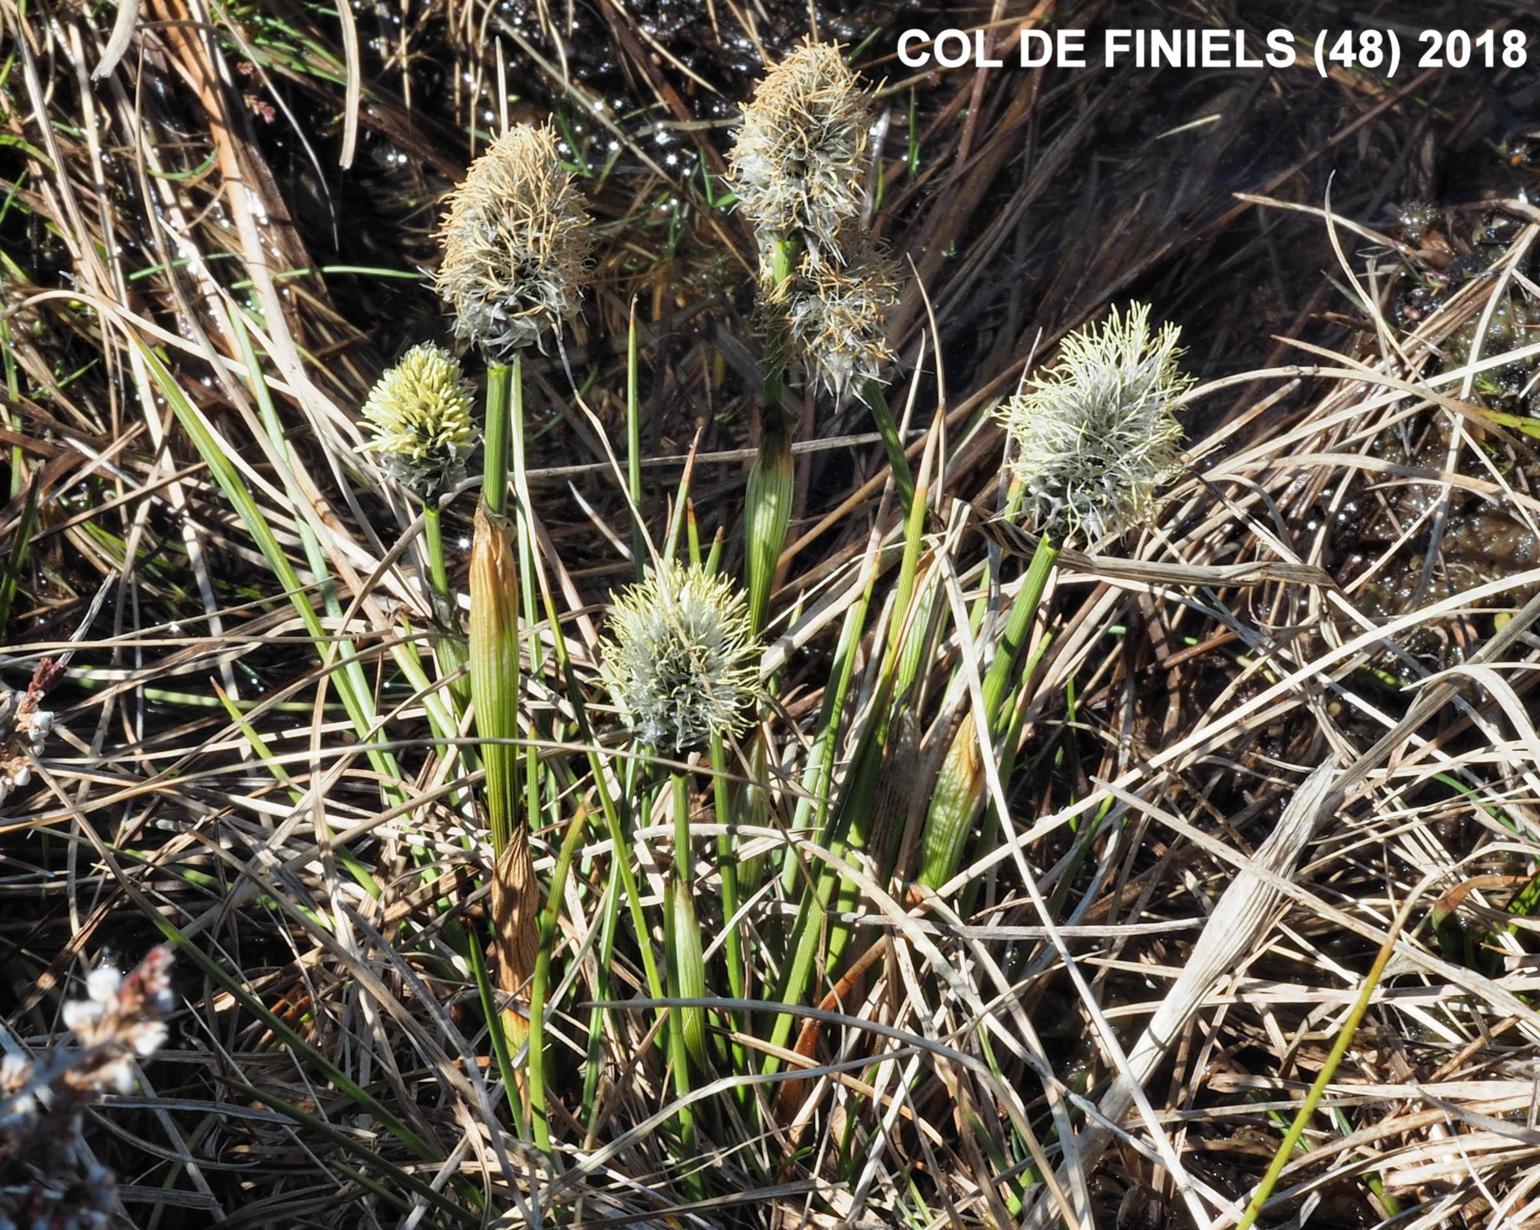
361, 343, 476, 493
787, 247, 897, 397
999, 303, 1191, 542
728, 39, 872, 253
435, 124, 593, 358
601, 560, 761, 753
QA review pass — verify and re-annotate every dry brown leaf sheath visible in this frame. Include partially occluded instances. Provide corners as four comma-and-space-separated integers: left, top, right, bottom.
469, 501, 540, 1041
490, 824, 540, 1043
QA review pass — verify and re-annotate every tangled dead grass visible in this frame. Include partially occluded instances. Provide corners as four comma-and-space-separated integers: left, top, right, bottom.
4, 2, 1540, 1227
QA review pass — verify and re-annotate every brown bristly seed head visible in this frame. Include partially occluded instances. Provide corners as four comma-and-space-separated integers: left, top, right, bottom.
435, 124, 593, 359
786, 245, 898, 398
728, 39, 873, 254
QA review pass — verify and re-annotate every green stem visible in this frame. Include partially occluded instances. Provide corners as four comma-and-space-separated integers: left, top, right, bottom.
744, 419, 793, 637
627, 304, 644, 578
507, 353, 544, 895
528, 779, 592, 1154
761, 235, 797, 413
862, 381, 914, 513
423, 503, 451, 599
468, 930, 524, 1125
1235, 901, 1413, 1230
711, 737, 748, 1053
422, 502, 468, 708
982, 533, 1059, 734
665, 771, 700, 1167
917, 531, 1059, 892
672, 770, 692, 874
483, 362, 511, 517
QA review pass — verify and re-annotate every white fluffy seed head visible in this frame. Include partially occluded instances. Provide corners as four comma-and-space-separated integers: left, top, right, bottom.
435, 124, 593, 358
728, 39, 872, 253
600, 560, 761, 753
999, 303, 1191, 542
787, 247, 897, 398
361, 344, 476, 493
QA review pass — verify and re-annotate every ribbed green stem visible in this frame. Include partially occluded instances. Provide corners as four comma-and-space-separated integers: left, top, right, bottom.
1235, 908, 1407, 1230
711, 738, 747, 1028
507, 354, 544, 905
469, 503, 520, 857
528, 779, 591, 1154
422, 502, 467, 704
760, 235, 797, 412
918, 532, 1059, 891
423, 503, 451, 598
744, 420, 793, 636
483, 362, 511, 517
982, 533, 1059, 734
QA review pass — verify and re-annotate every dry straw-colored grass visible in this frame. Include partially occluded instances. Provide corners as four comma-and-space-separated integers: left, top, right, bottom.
3, 1, 1540, 1227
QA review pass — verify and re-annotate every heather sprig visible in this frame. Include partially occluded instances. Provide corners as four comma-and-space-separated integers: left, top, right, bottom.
1, 947, 174, 1229
0, 659, 59, 806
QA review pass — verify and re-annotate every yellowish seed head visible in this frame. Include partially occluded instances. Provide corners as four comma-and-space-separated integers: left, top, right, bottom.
361, 343, 476, 493
435, 124, 593, 358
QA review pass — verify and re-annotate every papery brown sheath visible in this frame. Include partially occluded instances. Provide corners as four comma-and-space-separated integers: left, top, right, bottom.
469, 500, 537, 1040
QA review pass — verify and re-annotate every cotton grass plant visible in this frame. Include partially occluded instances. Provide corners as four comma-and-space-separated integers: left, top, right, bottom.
600, 555, 762, 1155
435, 123, 592, 1057
787, 248, 900, 400
918, 302, 1192, 889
